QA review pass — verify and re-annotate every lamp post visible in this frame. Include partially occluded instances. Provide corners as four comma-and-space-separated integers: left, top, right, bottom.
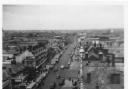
79, 46, 85, 89
79, 46, 85, 61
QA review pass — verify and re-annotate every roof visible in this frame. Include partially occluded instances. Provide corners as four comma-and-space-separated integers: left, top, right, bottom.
3, 69, 10, 81
3, 49, 17, 55
108, 48, 124, 58
79, 48, 85, 53
9, 63, 24, 74
3, 54, 13, 58
3, 63, 24, 75
88, 53, 99, 60
16, 50, 34, 63
87, 46, 93, 52
24, 50, 34, 57
3, 50, 10, 54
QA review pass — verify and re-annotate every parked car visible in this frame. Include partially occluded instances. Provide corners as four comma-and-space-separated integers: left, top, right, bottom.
60, 65, 64, 69
49, 82, 56, 89
55, 58, 59, 63
68, 60, 71, 65
51, 61, 56, 65
49, 64, 54, 69
46, 65, 50, 70
60, 51, 63, 55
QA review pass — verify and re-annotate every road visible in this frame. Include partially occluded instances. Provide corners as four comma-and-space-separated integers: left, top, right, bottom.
40, 39, 77, 89
58, 44, 75, 68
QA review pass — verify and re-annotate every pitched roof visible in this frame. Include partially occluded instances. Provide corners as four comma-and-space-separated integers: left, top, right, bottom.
88, 53, 99, 60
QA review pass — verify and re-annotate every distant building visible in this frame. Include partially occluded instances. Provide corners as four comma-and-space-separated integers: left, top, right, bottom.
50, 36, 65, 50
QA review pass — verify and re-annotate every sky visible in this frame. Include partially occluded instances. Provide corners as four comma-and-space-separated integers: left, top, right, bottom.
3, 5, 124, 30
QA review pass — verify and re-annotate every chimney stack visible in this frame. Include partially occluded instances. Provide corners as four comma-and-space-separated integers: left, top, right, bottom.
85, 52, 88, 60
99, 51, 103, 60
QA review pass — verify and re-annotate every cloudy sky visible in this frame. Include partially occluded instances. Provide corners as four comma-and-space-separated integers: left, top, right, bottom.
3, 5, 124, 30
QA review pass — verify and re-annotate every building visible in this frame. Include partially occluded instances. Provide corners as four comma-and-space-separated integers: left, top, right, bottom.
79, 36, 124, 89
82, 63, 123, 89
3, 67, 12, 89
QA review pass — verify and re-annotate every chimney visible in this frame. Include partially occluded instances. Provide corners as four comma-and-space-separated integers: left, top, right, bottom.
99, 51, 103, 60
85, 52, 88, 60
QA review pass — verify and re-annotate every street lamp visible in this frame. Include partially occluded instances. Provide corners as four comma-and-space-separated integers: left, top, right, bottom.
79, 46, 85, 60
79, 46, 85, 88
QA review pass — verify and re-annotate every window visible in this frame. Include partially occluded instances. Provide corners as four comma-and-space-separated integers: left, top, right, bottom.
3, 66, 6, 69
9, 68, 12, 73
87, 73, 91, 83
110, 74, 120, 84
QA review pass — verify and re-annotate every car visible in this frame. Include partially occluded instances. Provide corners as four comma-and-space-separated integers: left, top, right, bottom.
49, 64, 54, 69
56, 74, 60, 79
49, 82, 56, 89
60, 51, 63, 55
68, 60, 71, 65
55, 58, 59, 63
60, 65, 64, 69
51, 61, 56, 65
46, 65, 50, 70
